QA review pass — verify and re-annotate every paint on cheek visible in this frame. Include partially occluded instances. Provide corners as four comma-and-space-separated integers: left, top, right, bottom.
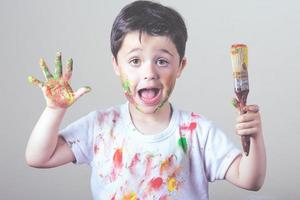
122, 79, 131, 94
122, 79, 137, 105
154, 87, 173, 113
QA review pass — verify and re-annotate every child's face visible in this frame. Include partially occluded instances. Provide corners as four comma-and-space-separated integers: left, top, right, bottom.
113, 31, 186, 114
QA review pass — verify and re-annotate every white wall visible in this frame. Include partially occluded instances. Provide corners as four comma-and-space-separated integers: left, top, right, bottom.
1, 0, 299, 199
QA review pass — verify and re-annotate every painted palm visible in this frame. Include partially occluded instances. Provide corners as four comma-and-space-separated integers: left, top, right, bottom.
28, 52, 91, 108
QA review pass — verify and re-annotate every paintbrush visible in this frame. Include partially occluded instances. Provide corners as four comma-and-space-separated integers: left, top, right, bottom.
230, 44, 250, 156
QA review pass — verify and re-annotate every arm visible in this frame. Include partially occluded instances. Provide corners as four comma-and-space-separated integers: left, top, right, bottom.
25, 107, 75, 168
25, 52, 90, 168
225, 105, 267, 191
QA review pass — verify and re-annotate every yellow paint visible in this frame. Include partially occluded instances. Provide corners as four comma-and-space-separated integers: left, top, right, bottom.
122, 192, 137, 200
167, 177, 177, 192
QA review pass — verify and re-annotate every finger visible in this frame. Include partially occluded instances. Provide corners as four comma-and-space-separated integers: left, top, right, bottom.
63, 58, 73, 82
236, 120, 259, 130
74, 86, 91, 100
236, 127, 259, 136
28, 76, 44, 88
40, 58, 53, 80
242, 105, 260, 113
54, 51, 63, 79
236, 112, 259, 123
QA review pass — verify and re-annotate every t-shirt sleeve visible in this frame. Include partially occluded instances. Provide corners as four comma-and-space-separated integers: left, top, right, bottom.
59, 111, 96, 165
203, 122, 241, 182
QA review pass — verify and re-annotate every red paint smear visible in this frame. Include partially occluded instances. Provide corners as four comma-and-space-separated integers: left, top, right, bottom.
110, 148, 123, 182
159, 195, 169, 200
129, 153, 140, 174
111, 193, 116, 200
189, 122, 197, 131
113, 148, 123, 168
112, 110, 120, 123
149, 177, 163, 190
179, 121, 197, 134
93, 144, 99, 154
191, 112, 201, 118
144, 155, 153, 176
97, 112, 110, 125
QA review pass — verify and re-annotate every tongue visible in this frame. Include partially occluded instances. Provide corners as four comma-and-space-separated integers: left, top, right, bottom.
140, 89, 156, 99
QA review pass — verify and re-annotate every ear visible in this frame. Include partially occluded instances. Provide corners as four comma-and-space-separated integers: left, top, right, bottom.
112, 56, 120, 76
176, 57, 187, 78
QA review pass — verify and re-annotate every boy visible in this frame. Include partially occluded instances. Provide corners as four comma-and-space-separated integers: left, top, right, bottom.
26, 1, 266, 199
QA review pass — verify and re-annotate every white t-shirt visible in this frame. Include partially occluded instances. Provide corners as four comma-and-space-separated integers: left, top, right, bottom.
60, 103, 241, 200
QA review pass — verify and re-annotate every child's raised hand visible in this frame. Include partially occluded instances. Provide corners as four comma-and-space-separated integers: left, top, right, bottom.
235, 105, 262, 138
28, 52, 91, 109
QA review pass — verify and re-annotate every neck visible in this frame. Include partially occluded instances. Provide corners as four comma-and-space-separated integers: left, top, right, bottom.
129, 102, 172, 135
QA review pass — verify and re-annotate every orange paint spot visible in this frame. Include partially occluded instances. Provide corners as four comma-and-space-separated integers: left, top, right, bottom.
160, 155, 174, 175
113, 148, 123, 168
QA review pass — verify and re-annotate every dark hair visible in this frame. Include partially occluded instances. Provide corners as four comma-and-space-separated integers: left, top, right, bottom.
110, 0, 188, 61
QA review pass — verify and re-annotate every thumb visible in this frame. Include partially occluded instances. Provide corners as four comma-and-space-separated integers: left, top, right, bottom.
74, 86, 92, 100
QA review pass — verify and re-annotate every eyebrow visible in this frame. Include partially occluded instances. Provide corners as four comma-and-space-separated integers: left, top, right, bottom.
159, 49, 174, 57
126, 48, 174, 57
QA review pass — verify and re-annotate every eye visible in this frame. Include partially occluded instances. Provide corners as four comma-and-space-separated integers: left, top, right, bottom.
156, 58, 169, 67
129, 58, 141, 67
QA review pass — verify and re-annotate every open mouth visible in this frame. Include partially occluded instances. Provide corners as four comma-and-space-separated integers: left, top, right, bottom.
138, 88, 162, 105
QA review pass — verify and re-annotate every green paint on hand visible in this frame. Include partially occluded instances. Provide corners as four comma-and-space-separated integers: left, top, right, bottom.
178, 137, 187, 153
54, 51, 63, 79
231, 98, 239, 109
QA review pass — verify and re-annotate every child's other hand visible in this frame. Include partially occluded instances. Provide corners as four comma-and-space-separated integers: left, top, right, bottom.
235, 105, 262, 138
28, 52, 91, 109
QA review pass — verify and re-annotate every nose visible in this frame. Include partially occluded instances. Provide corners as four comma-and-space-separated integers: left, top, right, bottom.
143, 62, 159, 80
